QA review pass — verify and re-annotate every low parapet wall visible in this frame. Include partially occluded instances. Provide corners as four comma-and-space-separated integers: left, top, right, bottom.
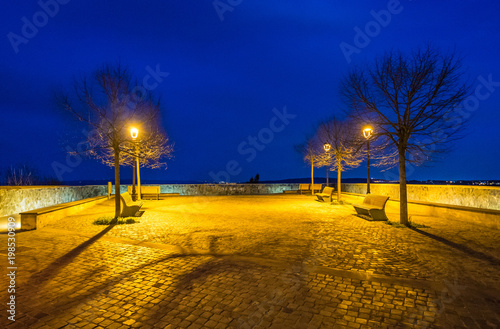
341, 183, 500, 211
161, 183, 299, 195
1, 184, 299, 216
0, 185, 107, 217
2, 183, 498, 217
342, 193, 500, 230
115, 183, 300, 196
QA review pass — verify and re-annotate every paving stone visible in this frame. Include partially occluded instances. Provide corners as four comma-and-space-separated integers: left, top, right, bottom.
2, 195, 500, 328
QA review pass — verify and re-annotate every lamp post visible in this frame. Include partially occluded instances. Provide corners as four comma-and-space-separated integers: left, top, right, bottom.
130, 127, 141, 200
323, 142, 331, 186
363, 126, 373, 194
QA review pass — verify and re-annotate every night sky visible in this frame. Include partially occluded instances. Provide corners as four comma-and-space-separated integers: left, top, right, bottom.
1, 0, 500, 183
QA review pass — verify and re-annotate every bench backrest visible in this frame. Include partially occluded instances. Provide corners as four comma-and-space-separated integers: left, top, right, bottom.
127, 186, 160, 194
299, 184, 310, 190
141, 186, 160, 194
311, 183, 322, 190
121, 192, 133, 205
362, 195, 389, 207
321, 186, 334, 195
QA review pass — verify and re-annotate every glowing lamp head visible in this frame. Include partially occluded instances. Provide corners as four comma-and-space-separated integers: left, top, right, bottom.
130, 127, 139, 139
363, 126, 373, 139
323, 142, 331, 152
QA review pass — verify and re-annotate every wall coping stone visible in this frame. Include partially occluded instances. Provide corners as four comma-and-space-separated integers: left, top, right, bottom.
343, 192, 500, 216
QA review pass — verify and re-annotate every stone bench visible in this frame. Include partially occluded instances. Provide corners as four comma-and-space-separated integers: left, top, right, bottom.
315, 186, 335, 202
20, 196, 107, 230
353, 195, 390, 221
120, 192, 144, 217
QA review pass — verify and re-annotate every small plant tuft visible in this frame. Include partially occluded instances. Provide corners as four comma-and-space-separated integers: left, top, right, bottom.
407, 218, 430, 229
384, 220, 407, 228
93, 216, 139, 225
331, 200, 352, 205
385, 219, 430, 229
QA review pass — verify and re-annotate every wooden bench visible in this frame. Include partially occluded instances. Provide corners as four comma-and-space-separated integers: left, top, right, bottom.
315, 186, 335, 202
128, 185, 161, 200
120, 192, 144, 217
20, 196, 107, 230
311, 183, 323, 194
299, 184, 310, 194
353, 195, 390, 221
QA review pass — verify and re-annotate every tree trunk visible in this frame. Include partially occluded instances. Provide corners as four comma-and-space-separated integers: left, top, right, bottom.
311, 160, 314, 185
398, 147, 409, 225
337, 159, 341, 201
114, 148, 121, 219
326, 165, 329, 186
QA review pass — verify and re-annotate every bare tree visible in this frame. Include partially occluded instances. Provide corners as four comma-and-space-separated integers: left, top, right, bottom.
4, 164, 38, 186
316, 118, 364, 201
295, 136, 322, 185
111, 129, 173, 169
58, 63, 173, 218
341, 46, 470, 224
3, 163, 62, 186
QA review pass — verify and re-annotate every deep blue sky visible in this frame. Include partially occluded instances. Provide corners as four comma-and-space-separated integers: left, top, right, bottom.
1, 0, 499, 183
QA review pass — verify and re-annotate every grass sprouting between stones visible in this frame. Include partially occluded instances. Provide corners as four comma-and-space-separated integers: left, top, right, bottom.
330, 200, 352, 205
93, 216, 139, 225
385, 219, 430, 229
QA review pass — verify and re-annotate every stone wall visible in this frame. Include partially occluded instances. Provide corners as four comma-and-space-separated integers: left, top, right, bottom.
341, 193, 500, 229
1, 184, 299, 216
115, 184, 300, 196
341, 183, 500, 211
0, 186, 107, 217
3, 183, 497, 216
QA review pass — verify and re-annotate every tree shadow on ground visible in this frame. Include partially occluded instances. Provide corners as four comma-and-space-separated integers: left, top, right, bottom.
20, 252, 214, 326
410, 227, 500, 267
144, 257, 309, 329
22, 225, 310, 327
26, 219, 118, 289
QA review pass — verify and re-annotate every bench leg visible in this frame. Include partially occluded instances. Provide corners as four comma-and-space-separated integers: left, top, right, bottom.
369, 209, 388, 221
354, 207, 370, 217
121, 205, 141, 217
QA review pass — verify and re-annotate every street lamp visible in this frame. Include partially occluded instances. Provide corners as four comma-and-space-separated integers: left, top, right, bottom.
130, 127, 141, 200
323, 142, 331, 187
130, 127, 139, 139
363, 126, 373, 194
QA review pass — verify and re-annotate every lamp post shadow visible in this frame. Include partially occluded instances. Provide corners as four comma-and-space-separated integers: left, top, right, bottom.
409, 226, 500, 267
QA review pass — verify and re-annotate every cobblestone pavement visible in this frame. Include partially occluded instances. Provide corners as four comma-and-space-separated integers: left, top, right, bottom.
1, 195, 499, 328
